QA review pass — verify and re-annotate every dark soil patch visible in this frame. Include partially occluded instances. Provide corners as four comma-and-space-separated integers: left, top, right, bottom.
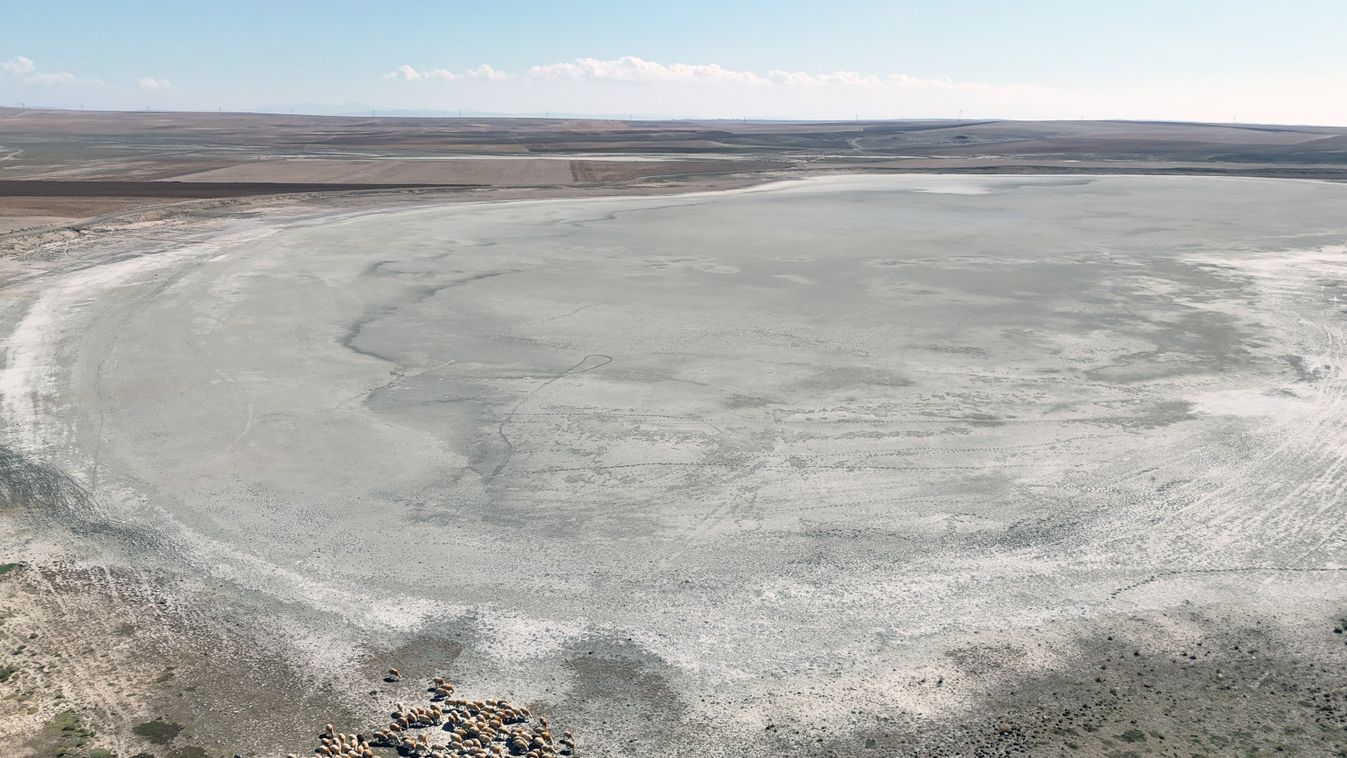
131, 718, 183, 745
806, 612, 1347, 757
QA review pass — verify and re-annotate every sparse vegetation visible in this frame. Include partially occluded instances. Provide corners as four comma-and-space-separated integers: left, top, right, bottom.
1117, 728, 1146, 743
41, 709, 96, 757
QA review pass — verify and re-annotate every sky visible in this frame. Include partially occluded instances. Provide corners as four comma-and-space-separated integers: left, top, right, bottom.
2, 0, 1346, 124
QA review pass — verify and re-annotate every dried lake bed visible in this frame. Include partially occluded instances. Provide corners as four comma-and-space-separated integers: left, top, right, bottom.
2, 174, 1346, 755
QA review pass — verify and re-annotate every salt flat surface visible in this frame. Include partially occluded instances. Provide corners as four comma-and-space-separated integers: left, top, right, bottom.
4, 174, 1346, 752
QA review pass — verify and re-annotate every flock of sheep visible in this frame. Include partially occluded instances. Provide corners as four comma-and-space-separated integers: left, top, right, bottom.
290, 670, 575, 758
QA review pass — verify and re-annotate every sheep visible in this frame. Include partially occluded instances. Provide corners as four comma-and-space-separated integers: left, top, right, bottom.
387, 668, 401, 681
297, 678, 573, 758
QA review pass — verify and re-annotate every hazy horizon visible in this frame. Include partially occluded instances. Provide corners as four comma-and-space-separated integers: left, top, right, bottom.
10, 103, 1344, 130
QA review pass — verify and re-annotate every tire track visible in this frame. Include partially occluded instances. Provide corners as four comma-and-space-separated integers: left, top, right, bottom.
487, 353, 612, 481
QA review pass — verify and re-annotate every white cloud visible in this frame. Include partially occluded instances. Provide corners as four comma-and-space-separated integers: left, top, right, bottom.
369, 56, 1073, 119
1, 56, 36, 76
372, 56, 1063, 119
381, 56, 1028, 94
465, 64, 507, 82
769, 69, 882, 88
25, 71, 77, 85
138, 76, 172, 90
384, 64, 448, 81
383, 63, 507, 82
527, 56, 767, 85
0, 56, 101, 86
